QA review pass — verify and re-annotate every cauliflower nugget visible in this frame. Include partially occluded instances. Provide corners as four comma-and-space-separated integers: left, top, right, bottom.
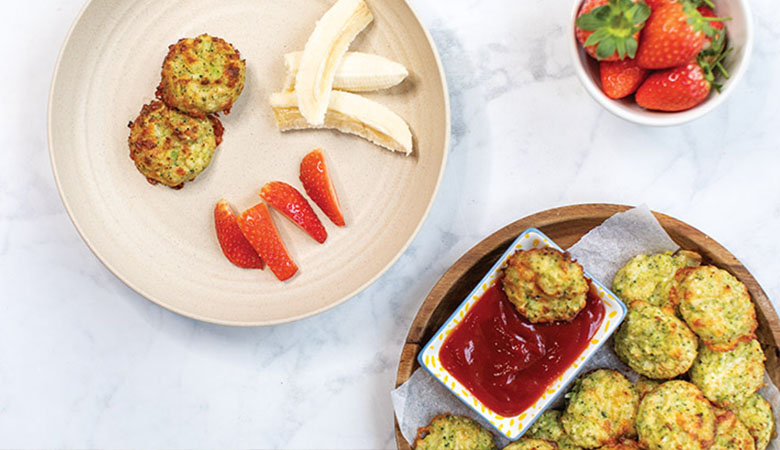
127, 100, 223, 188
157, 34, 246, 117
561, 370, 638, 449
613, 300, 698, 379
526, 410, 582, 450
711, 408, 756, 450
414, 414, 496, 450
673, 266, 758, 351
612, 251, 701, 308
690, 339, 765, 407
728, 393, 776, 450
636, 380, 715, 450
501, 248, 589, 323
503, 438, 558, 450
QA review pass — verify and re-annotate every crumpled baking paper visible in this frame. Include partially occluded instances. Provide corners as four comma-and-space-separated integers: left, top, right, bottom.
392, 205, 779, 448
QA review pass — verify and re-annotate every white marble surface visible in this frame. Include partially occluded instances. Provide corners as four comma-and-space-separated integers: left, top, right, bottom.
2, 0, 780, 448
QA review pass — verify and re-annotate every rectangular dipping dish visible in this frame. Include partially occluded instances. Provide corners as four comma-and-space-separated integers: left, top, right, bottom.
418, 228, 627, 440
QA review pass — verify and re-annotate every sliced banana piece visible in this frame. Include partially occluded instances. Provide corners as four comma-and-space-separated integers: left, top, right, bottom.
270, 90, 412, 155
296, 0, 373, 125
284, 51, 408, 92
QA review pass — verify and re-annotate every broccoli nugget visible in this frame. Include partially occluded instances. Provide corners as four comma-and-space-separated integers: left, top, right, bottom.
157, 34, 246, 117
728, 393, 776, 450
673, 266, 758, 351
526, 410, 582, 450
636, 380, 715, 450
690, 339, 765, 407
711, 408, 756, 450
635, 376, 661, 402
127, 100, 222, 188
612, 251, 701, 308
614, 300, 698, 379
561, 370, 638, 448
414, 414, 496, 450
501, 248, 589, 323
503, 438, 558, 450
596, 439, 639, 450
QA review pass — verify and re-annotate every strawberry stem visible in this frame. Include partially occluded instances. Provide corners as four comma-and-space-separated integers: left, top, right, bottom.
577, 0, 651, 60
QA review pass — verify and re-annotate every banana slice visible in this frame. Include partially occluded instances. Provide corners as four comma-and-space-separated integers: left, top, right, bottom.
296, 0, 373, 125
284, 52, 408, 92
270, 90, 412, 155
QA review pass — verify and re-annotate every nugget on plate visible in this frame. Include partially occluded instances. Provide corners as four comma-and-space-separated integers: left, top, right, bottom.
127, 100, 223, 188
561, 369, 637, 448
503, 438, 558, 450
672, 266, 758, 351
613, 300, 698, 379
414, 414, 496, 450
157, 34, 246, 117
690, 339, 765, 407
634, 376, 661, 402
612, 251, 701, 308
501, 248, 589, 323
728, 393, 776, 450
710, 408, 756, 450
636, 380, 715, 450
526, 410, 582, 450
596, 439, 639, 450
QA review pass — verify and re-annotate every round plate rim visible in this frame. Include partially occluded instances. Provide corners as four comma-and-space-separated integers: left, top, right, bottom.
393, 203, 780, 448
47, 0, 451, 326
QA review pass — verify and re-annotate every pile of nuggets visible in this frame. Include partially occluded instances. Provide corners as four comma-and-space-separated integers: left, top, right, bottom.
414, 250, 777, 450
127, 34, 246, 188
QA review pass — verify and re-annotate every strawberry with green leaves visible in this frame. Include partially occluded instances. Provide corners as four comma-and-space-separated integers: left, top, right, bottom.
576, 0, 651, 61
636, 37, 730, 111
636, 1, 728, 69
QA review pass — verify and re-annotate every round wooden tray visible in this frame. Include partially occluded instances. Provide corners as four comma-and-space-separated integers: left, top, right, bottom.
394, 203, 780, 449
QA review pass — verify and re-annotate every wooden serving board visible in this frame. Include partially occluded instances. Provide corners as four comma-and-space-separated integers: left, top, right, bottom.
394, 204, 780, 449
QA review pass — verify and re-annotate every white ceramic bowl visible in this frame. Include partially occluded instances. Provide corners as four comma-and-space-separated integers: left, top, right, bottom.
569, 0, 754, 126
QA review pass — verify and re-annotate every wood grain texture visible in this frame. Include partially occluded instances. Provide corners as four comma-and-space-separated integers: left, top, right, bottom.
394, 204, 780, 449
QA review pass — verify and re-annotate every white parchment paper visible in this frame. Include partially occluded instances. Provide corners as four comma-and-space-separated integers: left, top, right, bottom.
392, 205, 779, 448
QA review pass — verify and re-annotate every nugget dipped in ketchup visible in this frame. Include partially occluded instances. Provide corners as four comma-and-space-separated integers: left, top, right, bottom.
501, 248, 589, 323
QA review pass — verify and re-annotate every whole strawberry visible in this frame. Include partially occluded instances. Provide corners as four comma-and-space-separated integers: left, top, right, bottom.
600, 59, 648, 99
635, 62, 711, 111
636, 1, 725, 69
576, 0, 651, 61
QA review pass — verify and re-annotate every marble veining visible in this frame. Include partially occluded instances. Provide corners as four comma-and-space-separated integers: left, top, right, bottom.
2, 0, 780, 447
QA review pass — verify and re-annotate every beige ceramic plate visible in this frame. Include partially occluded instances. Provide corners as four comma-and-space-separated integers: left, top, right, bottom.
48, 0, 449, 325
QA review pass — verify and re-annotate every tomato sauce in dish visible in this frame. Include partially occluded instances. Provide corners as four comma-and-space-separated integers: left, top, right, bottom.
439, 283, 605, 417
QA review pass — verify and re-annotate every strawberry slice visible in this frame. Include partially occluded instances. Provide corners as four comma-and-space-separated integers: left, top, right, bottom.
300, 149, 345, 227
214, 199, 264, 269
237, 203, 298, 281
260, 181, 327, 244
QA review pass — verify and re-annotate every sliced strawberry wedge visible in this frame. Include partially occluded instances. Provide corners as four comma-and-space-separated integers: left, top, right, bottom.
300, 149, 345, 226
260, 181, 327, 244
237, 203, 298, 281
214, 199, 264, 269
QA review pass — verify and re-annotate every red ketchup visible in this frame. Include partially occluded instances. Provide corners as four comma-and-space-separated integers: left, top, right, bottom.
439, 283, 605, 417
